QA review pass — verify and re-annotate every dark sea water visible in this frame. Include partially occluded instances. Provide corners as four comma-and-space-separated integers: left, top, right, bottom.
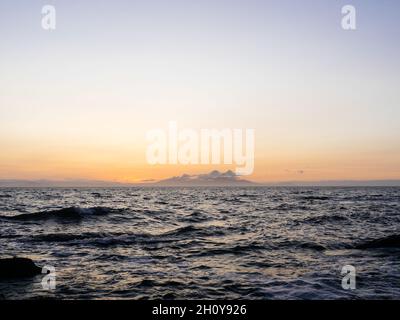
0, 187, 399, 300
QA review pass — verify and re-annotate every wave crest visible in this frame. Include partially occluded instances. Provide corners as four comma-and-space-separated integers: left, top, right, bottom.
355, 234, 400, 249
3, 207, 117, 222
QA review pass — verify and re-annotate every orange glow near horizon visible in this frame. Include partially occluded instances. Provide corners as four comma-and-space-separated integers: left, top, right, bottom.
1, 134, 399, 183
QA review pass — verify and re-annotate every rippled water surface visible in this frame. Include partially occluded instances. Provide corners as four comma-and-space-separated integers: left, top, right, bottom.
0, 187, 399, 299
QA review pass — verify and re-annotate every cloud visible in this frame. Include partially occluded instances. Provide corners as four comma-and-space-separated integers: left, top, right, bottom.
285, 169, 305, 175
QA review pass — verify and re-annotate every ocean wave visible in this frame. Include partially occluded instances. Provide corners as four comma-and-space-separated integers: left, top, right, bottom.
26, 224, 227, 248
28, 232, 153, 247
91, 192, 102, 198
160, 225, 226, 237
238, 193, 258, 198
189, 243, 267, 257
184, 211, 210, 223
2, 207, 119, 222
29, 232, 111, 242
299, 196, 330, 201
355, 234, 400, 249
302, 214, 348, 224
0, 234, 22, 239
136, 279, 188, 289
279, 240, 327, 251
297, 242, 326, 251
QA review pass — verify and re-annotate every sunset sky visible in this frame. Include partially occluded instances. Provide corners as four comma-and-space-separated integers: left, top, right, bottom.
1, 0, 399, 182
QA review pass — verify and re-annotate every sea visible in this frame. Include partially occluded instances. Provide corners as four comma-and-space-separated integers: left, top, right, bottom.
0, 187, 399, 299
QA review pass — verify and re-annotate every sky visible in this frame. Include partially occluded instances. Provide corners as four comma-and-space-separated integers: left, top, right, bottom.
0, 0, 399, 182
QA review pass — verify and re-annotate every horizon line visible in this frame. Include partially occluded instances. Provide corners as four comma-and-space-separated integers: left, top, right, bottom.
1, 178, 400, 187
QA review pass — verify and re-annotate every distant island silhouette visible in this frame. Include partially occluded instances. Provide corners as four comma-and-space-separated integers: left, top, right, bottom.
1, 171, 400, 187
153, 170, 256, 186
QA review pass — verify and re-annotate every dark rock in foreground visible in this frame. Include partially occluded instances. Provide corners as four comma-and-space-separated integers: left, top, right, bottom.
0, 257, 42, 279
